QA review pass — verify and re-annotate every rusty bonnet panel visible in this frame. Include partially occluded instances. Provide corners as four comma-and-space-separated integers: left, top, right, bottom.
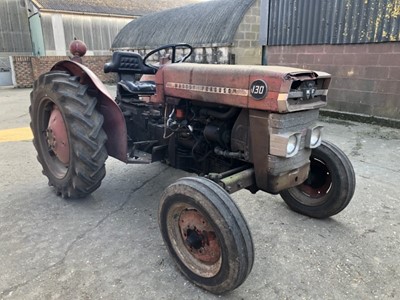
156, 63, 330, 113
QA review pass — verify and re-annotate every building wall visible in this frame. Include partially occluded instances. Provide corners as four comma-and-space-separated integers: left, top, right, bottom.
40, 13, 133, 56
12, 56, 116, 88
11, 56, 34, 87
267, 0, 400, 45
232, 0, 261, 65
268, 42, 400, 120
0, 0, 32, 55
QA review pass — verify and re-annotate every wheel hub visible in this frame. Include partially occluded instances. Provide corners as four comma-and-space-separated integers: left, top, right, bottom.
298, 158, 331, 198
179, 209, 221, 265
186, 229, 204, 250
47, 105, 69, 164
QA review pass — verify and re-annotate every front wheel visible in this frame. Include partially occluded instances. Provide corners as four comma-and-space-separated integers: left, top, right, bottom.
158, 177, 254, 294
280, 140, 355, 218
30, 71, 108, 198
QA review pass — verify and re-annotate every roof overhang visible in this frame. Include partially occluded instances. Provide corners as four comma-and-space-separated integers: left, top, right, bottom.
30, 0, 140, 18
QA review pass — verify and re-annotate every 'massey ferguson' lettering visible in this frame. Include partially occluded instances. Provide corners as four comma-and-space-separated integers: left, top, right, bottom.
166, 82, 249, 97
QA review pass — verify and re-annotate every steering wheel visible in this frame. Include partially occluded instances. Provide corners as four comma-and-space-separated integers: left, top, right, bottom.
143, 43, 193, 71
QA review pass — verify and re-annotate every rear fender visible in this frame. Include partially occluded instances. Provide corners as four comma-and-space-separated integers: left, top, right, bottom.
51, 60, 128, 162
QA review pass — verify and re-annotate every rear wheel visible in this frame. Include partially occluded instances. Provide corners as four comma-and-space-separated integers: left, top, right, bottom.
30, 71, 108, 198
159, 177, 254, 294
280, 140, 355, 218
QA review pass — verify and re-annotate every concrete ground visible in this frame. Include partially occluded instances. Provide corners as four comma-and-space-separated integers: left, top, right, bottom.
0, 86, 399, 300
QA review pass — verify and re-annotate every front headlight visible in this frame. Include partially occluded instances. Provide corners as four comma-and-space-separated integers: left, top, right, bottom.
306, 126, 323, 148
287, 135, 299, 156
270, 132, 301, 158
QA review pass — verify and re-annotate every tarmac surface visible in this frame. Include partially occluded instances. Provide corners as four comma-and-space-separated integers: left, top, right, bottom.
0, 86, 399, 299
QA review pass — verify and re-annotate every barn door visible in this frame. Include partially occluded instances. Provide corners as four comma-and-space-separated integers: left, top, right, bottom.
0, 57, 13, 86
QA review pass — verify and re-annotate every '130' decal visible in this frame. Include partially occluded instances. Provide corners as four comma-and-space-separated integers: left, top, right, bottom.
250, 80, 268, 100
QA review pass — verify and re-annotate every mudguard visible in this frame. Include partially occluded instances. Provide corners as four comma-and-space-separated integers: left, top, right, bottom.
51, 60, 128, 162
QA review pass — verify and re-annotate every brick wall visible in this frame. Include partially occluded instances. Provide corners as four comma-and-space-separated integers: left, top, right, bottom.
12, 56, 116, 88
31, 56, 69, 81
83, 56, 116, 83
12, 56, 34, 88
268, 43, 400, 120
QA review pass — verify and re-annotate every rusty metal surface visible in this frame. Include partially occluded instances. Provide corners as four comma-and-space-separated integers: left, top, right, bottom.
266, 162, 310, 193
297, 158, 332, 200
179, 209, 221, 265
47, 105, 69, 164
51, 60, 128, 163
157, 63, 327, 112
231, 109, 251, 155
220, 168, 255, 194
248, 109, 321, 193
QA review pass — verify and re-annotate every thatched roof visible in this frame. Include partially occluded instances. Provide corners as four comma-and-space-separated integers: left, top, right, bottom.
31, 0, 204, 17
112, 0, 255, 49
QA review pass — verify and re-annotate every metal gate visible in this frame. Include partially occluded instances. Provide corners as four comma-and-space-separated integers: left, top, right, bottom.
0, 57, 13, 86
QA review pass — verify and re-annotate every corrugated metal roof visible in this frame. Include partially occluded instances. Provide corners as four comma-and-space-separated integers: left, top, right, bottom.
32, 0, 204, 17
267, 0, 400, 45
112, 0, 255, 49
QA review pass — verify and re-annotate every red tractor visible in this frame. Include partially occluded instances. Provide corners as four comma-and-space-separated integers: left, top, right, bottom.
30, 44, 355, 294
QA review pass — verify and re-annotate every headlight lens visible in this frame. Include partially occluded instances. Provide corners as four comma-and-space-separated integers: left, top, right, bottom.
310, 130, 320, 146
306, 126, 323, 148
287, 135, 298, 155
270, 132, 301, 157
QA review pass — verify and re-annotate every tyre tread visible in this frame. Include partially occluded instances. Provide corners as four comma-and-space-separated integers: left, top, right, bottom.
159, 176, 254, 294
30, 72, 108, 198
280, 140, 356, 218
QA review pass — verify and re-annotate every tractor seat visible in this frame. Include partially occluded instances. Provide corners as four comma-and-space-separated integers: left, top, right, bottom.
104, 51, 156, 75
118, 80, 156, 95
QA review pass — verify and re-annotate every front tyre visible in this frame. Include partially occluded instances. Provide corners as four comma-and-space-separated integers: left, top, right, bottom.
280, 140, 355, 219
159, 177, 254, 294
30, 71, 108, 198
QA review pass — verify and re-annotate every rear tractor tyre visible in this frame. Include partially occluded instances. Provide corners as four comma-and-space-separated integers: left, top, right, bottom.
158, 177, 254, 294
280, 140, 355, 219
30, 71, 108, 198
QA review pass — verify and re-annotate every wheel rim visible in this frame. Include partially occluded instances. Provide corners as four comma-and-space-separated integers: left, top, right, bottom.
37, 98, 70, 179
167, 202, 222, 278
296, 157, 332, 206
